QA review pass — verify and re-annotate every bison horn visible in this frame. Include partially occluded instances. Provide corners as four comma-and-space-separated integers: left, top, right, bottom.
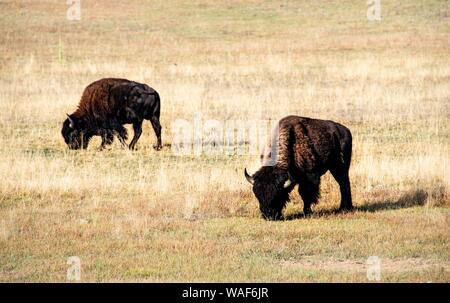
283, 179, 292, 188
244, 168, 254, 185
66, 114, 75, 128
283, 173, 294, 188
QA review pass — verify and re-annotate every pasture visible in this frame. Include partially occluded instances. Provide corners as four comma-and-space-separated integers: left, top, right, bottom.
0, 0, 449, 282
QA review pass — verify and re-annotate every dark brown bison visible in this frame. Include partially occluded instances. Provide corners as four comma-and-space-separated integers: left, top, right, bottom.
244, 115, 352, 220
62, 78, 162, 150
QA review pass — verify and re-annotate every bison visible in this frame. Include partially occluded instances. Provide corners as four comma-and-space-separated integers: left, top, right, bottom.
244, 115, 353, 220
62, 78, 162, 150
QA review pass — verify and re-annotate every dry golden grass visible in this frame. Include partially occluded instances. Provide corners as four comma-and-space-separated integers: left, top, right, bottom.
0, 0, 449, 282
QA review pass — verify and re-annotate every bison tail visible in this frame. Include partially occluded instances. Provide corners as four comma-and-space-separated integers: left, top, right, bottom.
334, 128, 352, 170
152, 91, 161, 119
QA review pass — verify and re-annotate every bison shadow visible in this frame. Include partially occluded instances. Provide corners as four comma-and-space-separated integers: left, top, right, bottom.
284, 189, 429, 220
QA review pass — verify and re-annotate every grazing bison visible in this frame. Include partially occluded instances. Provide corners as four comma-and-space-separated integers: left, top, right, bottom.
244, 115, 353, 220
62, 78, 162, 150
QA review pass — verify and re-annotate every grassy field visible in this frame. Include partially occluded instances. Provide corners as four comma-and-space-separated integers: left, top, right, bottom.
0, 0, 449, 282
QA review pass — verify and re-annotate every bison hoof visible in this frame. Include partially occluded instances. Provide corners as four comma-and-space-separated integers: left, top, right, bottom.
153, 145, 162, 151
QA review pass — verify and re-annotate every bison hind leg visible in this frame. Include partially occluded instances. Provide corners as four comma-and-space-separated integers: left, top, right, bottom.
298, 176, 321, 216
110, 122, 129, 149
330, 167, 353, 211
128, 121, 143, 150
150, 116, 162, 150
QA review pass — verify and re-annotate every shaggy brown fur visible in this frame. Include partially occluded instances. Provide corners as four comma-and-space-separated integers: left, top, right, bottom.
62, 78, 162, 150
245, 115, 353, 220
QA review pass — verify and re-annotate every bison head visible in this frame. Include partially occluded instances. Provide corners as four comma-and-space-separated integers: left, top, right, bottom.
245, 167, 295, 220
61, 114, 89, 150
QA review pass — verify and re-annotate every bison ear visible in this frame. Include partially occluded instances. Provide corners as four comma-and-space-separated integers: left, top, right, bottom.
244, 168, 254, 185
66, 114, 75, 128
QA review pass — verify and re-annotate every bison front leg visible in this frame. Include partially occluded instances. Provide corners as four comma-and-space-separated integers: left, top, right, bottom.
298, 175, 321, 216
129, 121, 143, 151
99, 130, 114, 150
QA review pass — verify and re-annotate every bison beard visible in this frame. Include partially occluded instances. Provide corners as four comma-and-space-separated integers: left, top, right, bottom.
245, 115, 353, 220
62, 78, 162, 150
